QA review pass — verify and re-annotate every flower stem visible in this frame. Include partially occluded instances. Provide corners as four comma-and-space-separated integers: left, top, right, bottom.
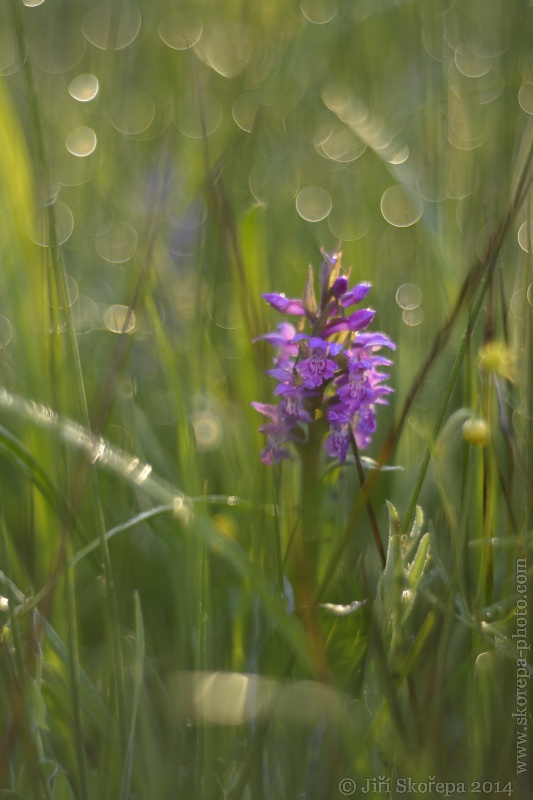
349, 430, 386, 568
299, 422, 325, 582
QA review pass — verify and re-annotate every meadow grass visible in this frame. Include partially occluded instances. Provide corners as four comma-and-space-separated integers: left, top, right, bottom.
0, 0, 532, 798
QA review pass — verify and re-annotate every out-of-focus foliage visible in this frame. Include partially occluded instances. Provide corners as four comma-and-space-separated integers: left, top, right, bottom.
0, 0, 531, 797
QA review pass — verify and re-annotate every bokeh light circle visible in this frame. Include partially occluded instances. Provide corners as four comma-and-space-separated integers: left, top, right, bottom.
296, 186, 332, 222
0, 28, 18, 76
103, 305, 137, 333
232, 93, 259, 132
158, 12, 202, 50
96, 222, 138, 263
402, 307, 424, 327
176, 95, 222, 138
518, 84, 533, 115
109, 90, 155, 135
83, 1, 141, 51
31, 201, 74, 247
327, 200, 369, 241
380, 185, 423, 227
396, 283, 422, 310
518, 220, 533, 252
0, 316, 13, 348
69, 74, 99, 102
65, 127, 97, 157
300, 0, 337, 25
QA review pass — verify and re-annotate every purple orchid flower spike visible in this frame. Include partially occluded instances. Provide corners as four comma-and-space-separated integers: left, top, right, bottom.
296, 337, 342, 389
252, 246, 395, 464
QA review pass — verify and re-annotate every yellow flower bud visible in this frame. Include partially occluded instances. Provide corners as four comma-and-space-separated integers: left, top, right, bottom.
478, 340, 516, 381
462, 418, 489, 446
478, 341, 506, 373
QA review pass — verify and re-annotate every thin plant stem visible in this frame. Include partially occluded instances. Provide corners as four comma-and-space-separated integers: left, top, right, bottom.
402, 259, 494, 535
349, 430, 386, 568
65, 556, 89, 800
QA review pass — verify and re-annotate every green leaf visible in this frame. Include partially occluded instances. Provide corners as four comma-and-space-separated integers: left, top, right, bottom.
26, 677, 48, 733
120, 591, 145, 800
52, 768, 75, 800
302, 264, 317, 316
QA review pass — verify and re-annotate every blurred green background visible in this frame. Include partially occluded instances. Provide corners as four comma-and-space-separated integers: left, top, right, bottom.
0, 0, 531, 798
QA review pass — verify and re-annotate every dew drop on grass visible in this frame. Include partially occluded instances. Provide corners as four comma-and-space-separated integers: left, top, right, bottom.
380, 185, 423, 227
158, 12, 202, 50
96, 222, 137, 264
65, 127, 97, 157
69, 74, 99, 102
83, 0, 141, 51
134, 464, 152, 485
296, 186, 332, 222
103, 304, 136, 334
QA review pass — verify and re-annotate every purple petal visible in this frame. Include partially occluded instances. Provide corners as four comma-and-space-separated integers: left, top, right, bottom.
266, 366, 294, 383
260, 438, 291, 465
251, 402, 279, 421
353, 331, 396, 350
354, 407, 377, 449
324, 424, 351, 463
331, 276, 349, 298
340, 282, 372, 308
324, 308, 375, 335
279, 394, 313, 424
308, 336, 329, 350
326, 403, 355, 425
253, 321, 297, 347
262, 293, 306, 316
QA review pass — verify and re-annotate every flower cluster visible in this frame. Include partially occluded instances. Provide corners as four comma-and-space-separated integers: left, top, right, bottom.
252, 248, 395, 465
